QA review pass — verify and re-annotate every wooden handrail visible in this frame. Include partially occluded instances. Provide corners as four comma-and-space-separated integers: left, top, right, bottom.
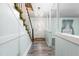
26, 7, 34, 42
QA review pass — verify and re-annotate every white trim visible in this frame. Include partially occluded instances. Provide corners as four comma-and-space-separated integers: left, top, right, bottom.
0, 32, 25, 46
22, 42, 32, 56
56, 33, 79, 46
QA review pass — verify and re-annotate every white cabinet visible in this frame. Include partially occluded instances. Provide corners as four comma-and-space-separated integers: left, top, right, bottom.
55, 33, 79, 56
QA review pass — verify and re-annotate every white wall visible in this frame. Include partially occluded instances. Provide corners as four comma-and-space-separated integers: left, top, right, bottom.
31, 16, 79, 39
31, 17, 47, 38
0, 3, 32, 56
58, 18, 79, 36
51, 18, 79, 38
0, 4, 19, 36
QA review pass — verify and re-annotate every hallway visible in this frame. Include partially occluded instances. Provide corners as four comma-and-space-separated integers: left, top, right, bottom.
1, 3, 79, 56
27, 38, 55, 56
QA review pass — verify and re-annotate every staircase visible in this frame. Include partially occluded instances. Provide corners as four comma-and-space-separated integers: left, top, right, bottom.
14, 3, 34, 42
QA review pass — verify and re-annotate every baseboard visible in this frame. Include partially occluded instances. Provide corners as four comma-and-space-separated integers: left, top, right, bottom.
22, 42, 32, 56
34, 38, 45, 41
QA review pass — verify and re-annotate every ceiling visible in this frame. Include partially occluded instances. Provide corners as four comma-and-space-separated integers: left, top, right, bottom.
59, 3, 79, 18
30, 3, 79, 18
31, 3, 54, 17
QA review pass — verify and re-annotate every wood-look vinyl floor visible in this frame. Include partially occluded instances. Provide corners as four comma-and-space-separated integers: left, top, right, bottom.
27, 38, 55, 56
